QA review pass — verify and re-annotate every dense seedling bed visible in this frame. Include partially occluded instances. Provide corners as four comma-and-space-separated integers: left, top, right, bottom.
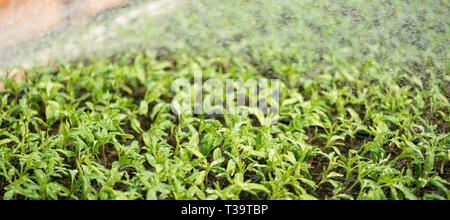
0, 0, 449, 200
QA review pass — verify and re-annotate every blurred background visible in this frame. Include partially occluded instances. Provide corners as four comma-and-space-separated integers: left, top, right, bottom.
0, 0, 447, 78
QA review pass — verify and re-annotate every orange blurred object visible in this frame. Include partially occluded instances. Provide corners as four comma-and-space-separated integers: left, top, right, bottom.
0, 0, 131, 90
0, 0, 131, 49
